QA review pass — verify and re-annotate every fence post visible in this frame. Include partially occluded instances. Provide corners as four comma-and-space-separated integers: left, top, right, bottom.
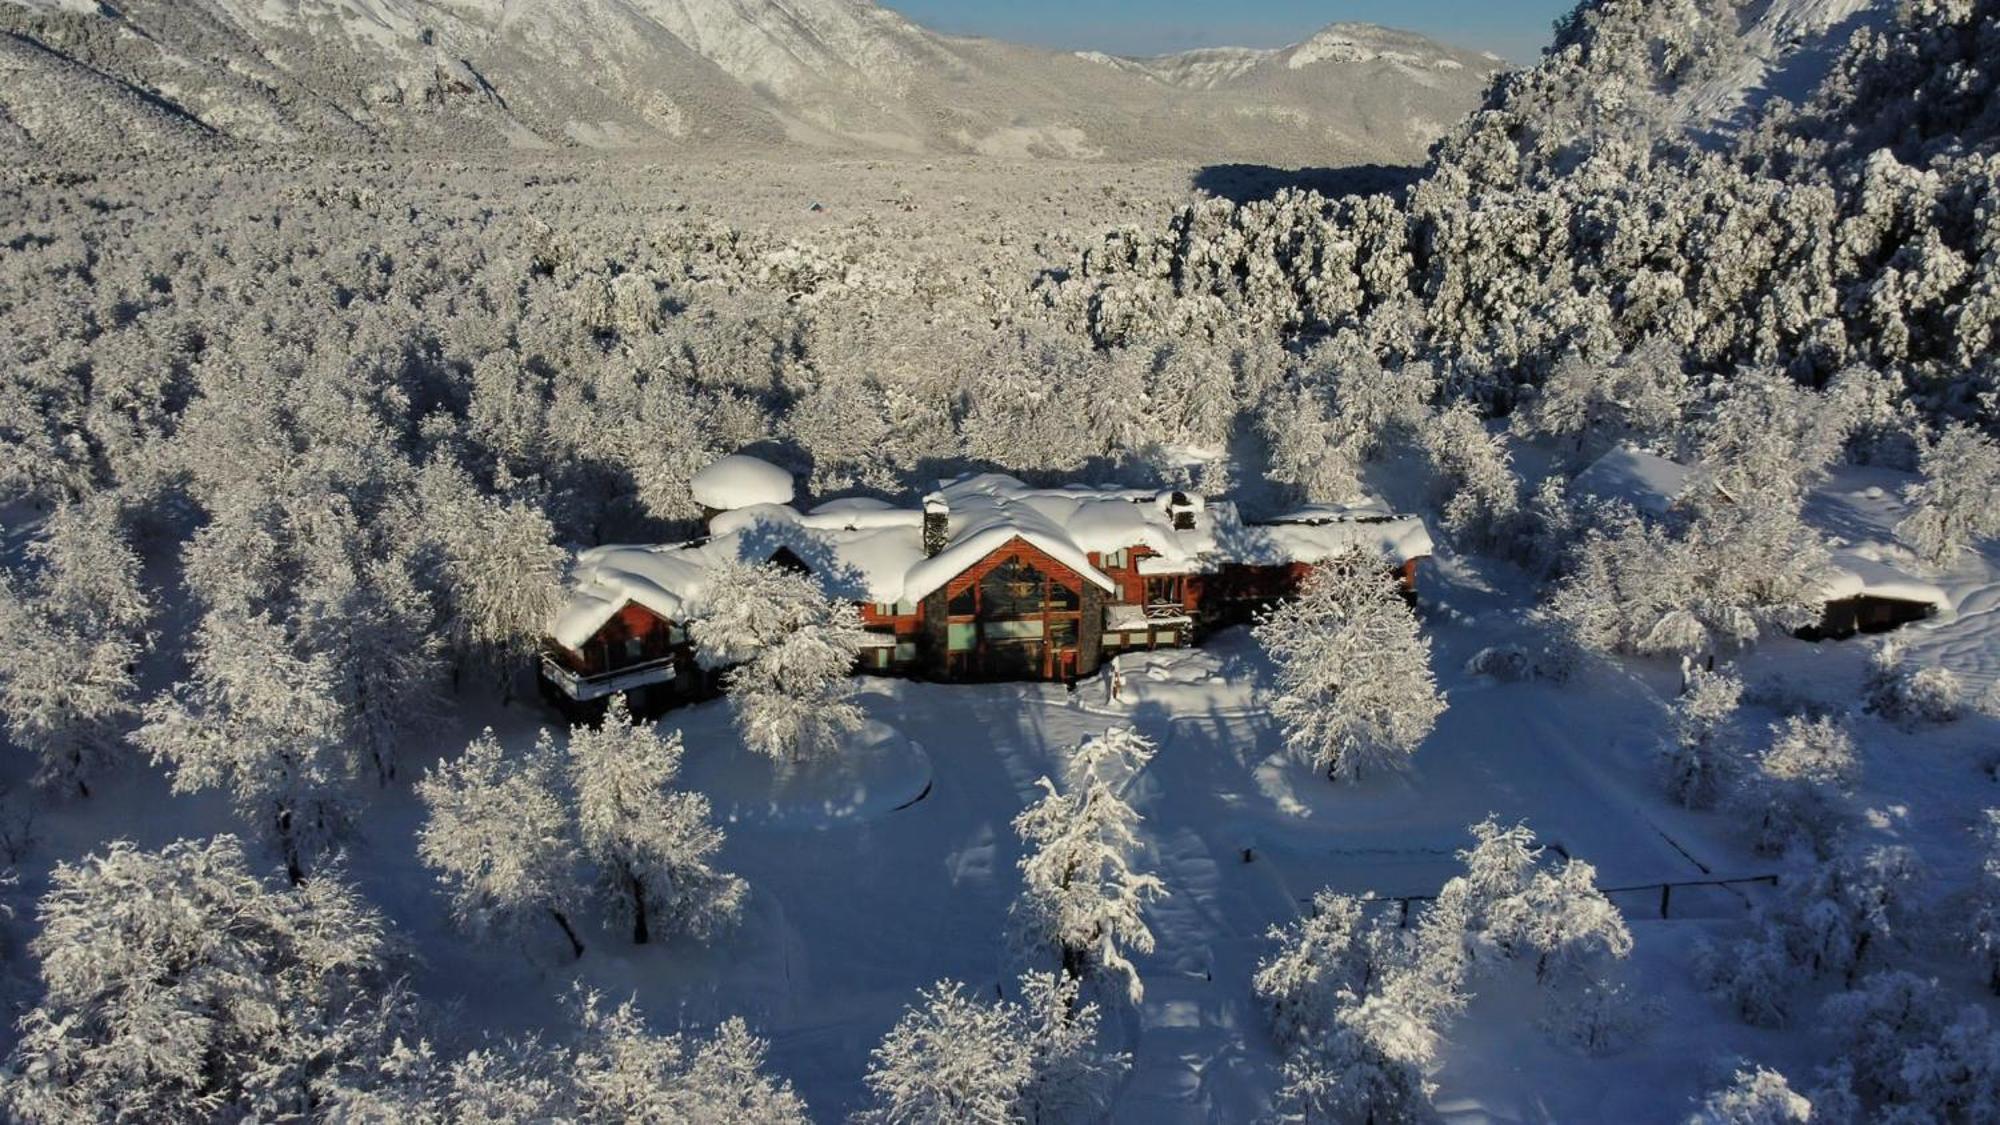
1399, 898, 1411, 929
1660, 883, 1672, 919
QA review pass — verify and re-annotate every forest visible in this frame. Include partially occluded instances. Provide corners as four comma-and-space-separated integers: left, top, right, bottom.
0, 0, 1997, 1121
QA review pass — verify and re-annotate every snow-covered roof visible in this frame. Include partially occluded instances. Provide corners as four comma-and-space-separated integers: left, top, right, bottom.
1820, 545, 1950, 608
691, 454, 794, 511
550, 473, 1432, 647
552, 540, 733, 650
897, 474, 1211, 602
1207, 503, 1435, 569
1571, 446, 1695, 516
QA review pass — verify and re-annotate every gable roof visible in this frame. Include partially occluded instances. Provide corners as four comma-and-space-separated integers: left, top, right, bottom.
549, 471, 1432, 648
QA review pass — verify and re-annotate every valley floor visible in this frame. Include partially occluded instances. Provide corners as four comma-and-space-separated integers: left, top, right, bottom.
13, 466, 1998, 1122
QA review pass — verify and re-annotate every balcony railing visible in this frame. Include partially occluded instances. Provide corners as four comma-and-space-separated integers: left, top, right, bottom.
540, 653, 678, 703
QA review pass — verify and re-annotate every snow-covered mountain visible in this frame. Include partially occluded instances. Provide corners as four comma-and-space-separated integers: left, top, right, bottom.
0, 0, 1503, 161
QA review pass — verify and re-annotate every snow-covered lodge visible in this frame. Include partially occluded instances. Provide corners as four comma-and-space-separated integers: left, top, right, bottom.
539, 455, 1433, 711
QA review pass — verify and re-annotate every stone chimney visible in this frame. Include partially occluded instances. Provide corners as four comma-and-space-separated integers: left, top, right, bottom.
922, 493, 950, 557
1166, 490, 1199, 531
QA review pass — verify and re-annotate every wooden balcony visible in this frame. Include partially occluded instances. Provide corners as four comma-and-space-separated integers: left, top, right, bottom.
539, 652, 678, 703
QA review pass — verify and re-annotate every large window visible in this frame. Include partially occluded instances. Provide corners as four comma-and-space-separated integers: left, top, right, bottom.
1145, 575, 1185, 607
939, 552, 1089, 680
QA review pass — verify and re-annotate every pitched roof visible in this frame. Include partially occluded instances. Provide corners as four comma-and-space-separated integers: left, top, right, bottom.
549, 471, 1432, 648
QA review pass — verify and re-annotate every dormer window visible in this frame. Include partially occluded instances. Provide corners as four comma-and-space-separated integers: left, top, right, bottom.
1102, 549, 1128, 569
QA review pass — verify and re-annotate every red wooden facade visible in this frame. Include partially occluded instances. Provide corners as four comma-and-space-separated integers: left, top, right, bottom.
544, 535, 1428, 710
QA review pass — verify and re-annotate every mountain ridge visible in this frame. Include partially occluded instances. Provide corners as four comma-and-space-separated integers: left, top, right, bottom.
0, 0, 1503, 162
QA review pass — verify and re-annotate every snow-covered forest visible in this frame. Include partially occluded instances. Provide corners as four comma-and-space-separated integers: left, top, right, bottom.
1, 0, 1998, 1120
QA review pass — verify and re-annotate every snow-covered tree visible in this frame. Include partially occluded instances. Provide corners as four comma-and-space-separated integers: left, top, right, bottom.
1898, 424, 2000, 566
859, 980, 1034, 1125
860, 973, 1124, 1125
1688, 1066, 1811, 1124
1513, 339, 1691, 462
1272, 1019, 1430, 1125
1254, 890, 1394, 1051
1971, 810, 2000, 995
1017, 970, 1128, 1125
414, 457, 566, 694
1551, 494, 1830, 661
1421, 401, 1523, 549
567, 696, 745, 944
3, 837, 412, 1124
1261, 383, 1363, 504
415, 729, 584, 958
1013, 727, 1167, 1003
566, 989, 810, 1124
136, 612, 356, 883
0, 498, 151, 797
689, 560, 866, 763
1513, 858, 1633, 987
1738, 715, 1860, 858
0, 575, 139, 797
294, 529, 445, 786
1663, 665, 1745, 809
1255, 547, 1444, 782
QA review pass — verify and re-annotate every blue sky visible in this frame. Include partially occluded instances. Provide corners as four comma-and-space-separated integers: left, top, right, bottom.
888, 0, 1575, 64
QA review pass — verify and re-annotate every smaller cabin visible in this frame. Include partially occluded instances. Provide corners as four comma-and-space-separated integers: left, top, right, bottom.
1797, 548, 1949, 642
1572, 447, 1950, 644
539, 541, 726, 719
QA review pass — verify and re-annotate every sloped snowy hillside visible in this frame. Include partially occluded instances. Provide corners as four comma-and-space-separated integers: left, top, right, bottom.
0, 0, 1502, 162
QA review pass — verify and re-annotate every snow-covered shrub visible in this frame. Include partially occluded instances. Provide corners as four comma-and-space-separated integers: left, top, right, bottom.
1969, 810, 2000, 995
1464, 645, 1534, 681
567, 695, 745, 945
1540, 980, 1661, 1055
1736, 715, 1859, 858
327, 987, 810, 1122
1255, 547, 1445, 783
1897, 423, 2000, 566
2, 837, 413, 1123
1820, 971, 2000, 1122
1662, 665, 1745, 809
1012, 727, 1166, 1003
1977, 679, 2000, 720
1864, 643, 1964, 725
1701, 844, 1924, 1025
1693, 932, 1799, 1029
1688, 1065, 1811, 1124
690, 559, 866, 763
416, 728, 585, 958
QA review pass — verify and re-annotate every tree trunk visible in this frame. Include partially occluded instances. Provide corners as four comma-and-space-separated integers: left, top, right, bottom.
276, 802, 304, 885
1060, 942, 1088, 984
628, 871, 650, 945
550, 908, 586, 959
